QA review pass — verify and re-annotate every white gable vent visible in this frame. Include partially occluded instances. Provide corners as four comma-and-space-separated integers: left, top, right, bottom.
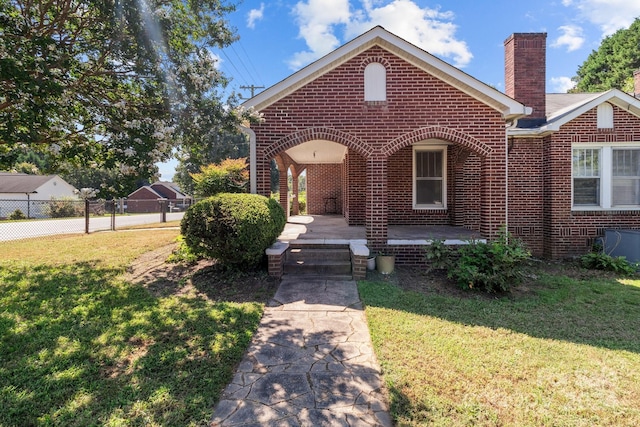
597, 103, 613, 129
364, 62, 386, 101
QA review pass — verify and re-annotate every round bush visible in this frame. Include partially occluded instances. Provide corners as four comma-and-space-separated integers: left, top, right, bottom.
181, 193, 286, 267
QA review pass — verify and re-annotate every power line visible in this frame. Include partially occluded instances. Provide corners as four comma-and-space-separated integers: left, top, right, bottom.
230, 43, 261, 86
237, 40, 265, 87
220, 49, 250, 86
239, 84, 265, 98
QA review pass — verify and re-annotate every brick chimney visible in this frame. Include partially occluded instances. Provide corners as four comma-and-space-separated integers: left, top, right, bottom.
634, 69, 640, 98
504, 33, 547, 126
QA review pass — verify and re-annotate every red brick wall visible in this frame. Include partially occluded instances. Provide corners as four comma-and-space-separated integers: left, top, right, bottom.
253, 46, 507, 240
506, 137, 545, 256
307, 163, 342, 214
250, 40, 640, 260
541, 105, 640, 258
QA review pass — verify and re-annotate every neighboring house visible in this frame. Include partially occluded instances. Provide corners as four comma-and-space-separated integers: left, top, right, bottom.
241, 26, 640, 261
126, 182, 191, 213
0, 173, 78, 218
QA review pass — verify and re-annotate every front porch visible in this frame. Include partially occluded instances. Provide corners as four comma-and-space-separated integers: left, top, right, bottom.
266, 215, 484, 280
278, 215, 482, 245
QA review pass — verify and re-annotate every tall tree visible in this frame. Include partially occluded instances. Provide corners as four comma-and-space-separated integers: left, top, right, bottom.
0, 0, 259, 195
572, 18, 640, 93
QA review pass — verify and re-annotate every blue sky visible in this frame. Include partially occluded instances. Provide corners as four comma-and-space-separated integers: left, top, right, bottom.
158, 0, 640, 180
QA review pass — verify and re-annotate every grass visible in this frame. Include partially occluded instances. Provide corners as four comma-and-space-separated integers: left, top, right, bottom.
359, 267, 640, 426
0, 231, 265, 426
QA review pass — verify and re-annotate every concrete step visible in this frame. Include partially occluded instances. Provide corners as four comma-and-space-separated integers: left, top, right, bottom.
284, 258, 352, 276
284, 245, 352, 277
287, 247, 351, 263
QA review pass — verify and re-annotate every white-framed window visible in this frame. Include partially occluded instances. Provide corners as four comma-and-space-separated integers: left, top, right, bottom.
364, 62, 386, 101
572, 144, 640, 209
413, 144, 447, 209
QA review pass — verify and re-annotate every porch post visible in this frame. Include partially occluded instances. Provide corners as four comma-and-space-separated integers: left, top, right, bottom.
279, 168, 289, 219
291, 173, 300, 215
366, 157, 388, 249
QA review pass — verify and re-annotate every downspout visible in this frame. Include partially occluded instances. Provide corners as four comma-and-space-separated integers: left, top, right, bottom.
240, 125, 257, 194
505, 120, 518, 243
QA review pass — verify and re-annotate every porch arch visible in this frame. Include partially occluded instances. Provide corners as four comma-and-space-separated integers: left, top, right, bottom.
263, 127, 373, 160
381, 125, 492, 158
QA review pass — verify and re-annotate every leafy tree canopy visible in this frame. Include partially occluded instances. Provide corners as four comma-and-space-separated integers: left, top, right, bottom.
0, 0, 260, 196
572, 18, 640, 93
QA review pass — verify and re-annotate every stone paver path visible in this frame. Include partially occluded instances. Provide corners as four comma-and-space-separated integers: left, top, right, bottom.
210, 277, 392, 426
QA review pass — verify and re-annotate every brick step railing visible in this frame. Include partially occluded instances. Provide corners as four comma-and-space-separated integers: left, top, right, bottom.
266, 241, 369, 280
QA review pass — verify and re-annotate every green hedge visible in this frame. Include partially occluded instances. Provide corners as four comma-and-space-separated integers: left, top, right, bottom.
181, 193, 285, 267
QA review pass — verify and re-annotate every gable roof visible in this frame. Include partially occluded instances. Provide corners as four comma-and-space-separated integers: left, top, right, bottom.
510, 89, 640, 137
151, 181, 189, 198
243, 26, 530, 122
128, 182, 190, 200
0, 173, 57, 193
127, 185, 164, 199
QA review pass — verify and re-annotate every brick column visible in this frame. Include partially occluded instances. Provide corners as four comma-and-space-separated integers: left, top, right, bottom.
255, 156, 271, 197
481, 151, 507, 239
366, 157, 388, 249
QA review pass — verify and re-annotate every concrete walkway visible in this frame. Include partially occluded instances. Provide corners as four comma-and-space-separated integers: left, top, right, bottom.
210, 277, 392, 426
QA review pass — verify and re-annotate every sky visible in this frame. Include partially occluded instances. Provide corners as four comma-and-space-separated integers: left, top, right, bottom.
158, 0, 640, 181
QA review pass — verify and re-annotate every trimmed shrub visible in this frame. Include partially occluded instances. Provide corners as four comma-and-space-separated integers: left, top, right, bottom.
181, 193, 286, 267
191, 158, 249, 197
425, 230, 531, 293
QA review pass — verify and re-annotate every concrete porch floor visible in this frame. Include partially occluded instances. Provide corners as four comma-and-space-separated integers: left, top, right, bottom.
278, 215, 482, 244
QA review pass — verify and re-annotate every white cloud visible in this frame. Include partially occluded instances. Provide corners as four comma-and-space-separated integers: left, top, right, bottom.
247, 3, 265, 29
550, 76, 576, 93
288, 0, 472, 70
564, 0, 640, 36
288, 0, 351, 69
552, 25, 585, 51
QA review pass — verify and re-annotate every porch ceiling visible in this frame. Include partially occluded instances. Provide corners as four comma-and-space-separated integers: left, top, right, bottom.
285, 139, 347, 164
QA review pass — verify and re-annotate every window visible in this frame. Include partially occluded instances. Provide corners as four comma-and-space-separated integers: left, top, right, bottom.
414, 145, 447, 208
572, 148, 600, 206
364, 62, 386, 101
612, 149, 640, 205
572, 146, 640, 209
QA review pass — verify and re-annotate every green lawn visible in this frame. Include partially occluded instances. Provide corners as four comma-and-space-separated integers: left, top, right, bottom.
359, 268, 640, 426
0, 231, 265, 426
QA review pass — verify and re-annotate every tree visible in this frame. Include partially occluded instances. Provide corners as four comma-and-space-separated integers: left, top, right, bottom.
0, 0, 260, 195
174, 130, 249, 195
572, 18, 640, 93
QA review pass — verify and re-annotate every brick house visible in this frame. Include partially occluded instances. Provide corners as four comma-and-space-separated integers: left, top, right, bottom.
126, 182, 191, 213
242, 26, 640, 262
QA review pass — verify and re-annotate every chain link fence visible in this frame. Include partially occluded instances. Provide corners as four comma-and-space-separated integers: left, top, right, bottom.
0, 198, 188, 242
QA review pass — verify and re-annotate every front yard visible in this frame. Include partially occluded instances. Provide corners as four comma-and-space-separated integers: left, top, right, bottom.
360, 265, 640, 426
3, 231, 640, 426
0, 231, 276, 426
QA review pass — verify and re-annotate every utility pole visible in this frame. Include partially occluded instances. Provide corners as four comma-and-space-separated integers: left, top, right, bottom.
240, 84, 265, 99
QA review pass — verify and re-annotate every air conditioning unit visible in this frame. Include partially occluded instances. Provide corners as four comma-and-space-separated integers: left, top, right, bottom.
604, 229, 640, 263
